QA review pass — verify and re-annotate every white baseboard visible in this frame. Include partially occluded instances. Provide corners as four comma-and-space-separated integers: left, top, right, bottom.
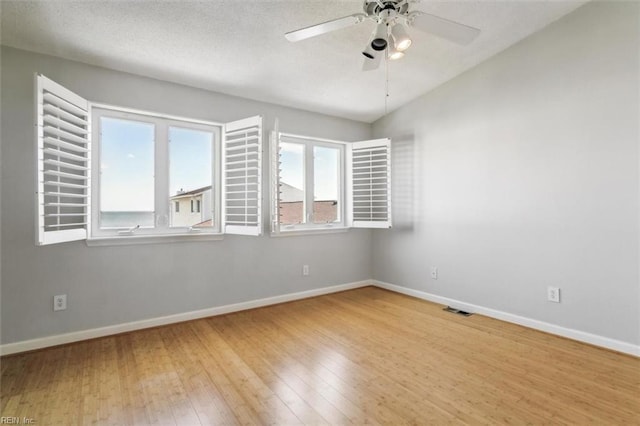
372, 280, 640, 357
0, 280, 371, 356
3, 279, 638, 358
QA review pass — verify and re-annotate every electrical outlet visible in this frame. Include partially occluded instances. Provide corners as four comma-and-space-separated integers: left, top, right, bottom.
302, 265, 310, 276
53, 294, 67, 311
547, 287, 560, 303
430, 266, 438, 280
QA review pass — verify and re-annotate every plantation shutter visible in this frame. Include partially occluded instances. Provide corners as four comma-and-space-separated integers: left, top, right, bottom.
35, 74, 91, 245
348, 138, 392, 228
222, 116, 263, 236
269, 122, 281, 235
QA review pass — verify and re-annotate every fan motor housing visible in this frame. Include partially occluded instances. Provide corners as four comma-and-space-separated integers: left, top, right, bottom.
363, 0, 410, 18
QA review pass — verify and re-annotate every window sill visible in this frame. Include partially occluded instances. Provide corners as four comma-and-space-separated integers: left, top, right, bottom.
86, 233, 224, 247
270, 227, 349, 238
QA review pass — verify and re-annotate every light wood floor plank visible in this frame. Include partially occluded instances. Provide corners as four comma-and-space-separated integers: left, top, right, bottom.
209, 315, 332, 425
219, 310, 380, 424
265, 301, 458, 423
1, 286, 638, 424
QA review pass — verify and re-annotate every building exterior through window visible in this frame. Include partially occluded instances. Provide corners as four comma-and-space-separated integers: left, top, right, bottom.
279, 182, 337, 224
170, 186, 213, 227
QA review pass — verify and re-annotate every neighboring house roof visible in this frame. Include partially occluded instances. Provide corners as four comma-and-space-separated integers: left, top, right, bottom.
280, 182, 303, 203
170, 185, 212, 200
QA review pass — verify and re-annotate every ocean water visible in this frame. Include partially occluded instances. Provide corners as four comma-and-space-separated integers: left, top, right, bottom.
100, 211, 154, 228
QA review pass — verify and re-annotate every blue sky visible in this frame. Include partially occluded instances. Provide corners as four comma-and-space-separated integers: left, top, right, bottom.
279, 142, 304, 192
100, 118, 211, 212
101, 117, 338, 212
280, 142, 339, 201
169, 127, 212, 196
100, 117, 155, 212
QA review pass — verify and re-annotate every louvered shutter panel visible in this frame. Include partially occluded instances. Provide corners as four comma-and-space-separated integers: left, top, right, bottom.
348, 138, 392, 228
35, 74, 91, 245
269, 128, 281, 234
222, 116, 263, 236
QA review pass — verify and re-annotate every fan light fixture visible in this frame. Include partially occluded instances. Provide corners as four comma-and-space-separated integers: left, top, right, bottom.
285, 0, 481, 71
388, 46, 405, 60
371, 21, 388, 51
362, 43, 376, 59
391, 23, 412, 51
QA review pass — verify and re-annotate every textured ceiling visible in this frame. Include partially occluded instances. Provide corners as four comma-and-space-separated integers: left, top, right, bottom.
1, 0, 586, 123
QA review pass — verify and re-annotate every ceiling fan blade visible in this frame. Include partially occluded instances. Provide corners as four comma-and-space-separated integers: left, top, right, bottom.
362, 53, 382, 72
409, 12, 480, 45
285, 13, 366, 42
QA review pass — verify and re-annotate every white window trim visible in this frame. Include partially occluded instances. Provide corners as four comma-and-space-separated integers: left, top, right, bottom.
269, 228, 349, 238
271, 132, 348, 236
86, 233, 224, 246
91, 102, 224, 128
90, 105, 223, 240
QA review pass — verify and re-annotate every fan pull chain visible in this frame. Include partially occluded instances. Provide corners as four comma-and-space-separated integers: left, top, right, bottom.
384, 53, 389, 116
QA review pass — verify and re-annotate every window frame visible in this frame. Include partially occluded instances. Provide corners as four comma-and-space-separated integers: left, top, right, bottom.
90, 104, 222, 239
272, 132, 347, 235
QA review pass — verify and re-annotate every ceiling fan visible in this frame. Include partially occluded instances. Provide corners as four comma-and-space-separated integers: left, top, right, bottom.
285, 0, 480, 71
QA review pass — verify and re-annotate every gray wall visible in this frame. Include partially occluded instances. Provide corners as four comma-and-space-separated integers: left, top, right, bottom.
372, 1, 639, 345
0, 47, 373, 344
2, 1, 639, 348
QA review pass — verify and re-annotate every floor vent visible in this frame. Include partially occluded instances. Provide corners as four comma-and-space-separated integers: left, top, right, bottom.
443, 306, 473, 317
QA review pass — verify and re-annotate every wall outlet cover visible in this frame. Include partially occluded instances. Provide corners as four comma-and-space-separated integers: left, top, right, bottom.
53, 294, 67, 311
547, 286, 560, 303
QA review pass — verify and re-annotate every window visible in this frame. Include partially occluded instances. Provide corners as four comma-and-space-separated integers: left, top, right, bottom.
35, 74, 263, 245
169, 126, 212, 228
278, 141, 306, 225
92, 107, 219, 237
273, 134, 344, 231
270, 130, 392, 234
98, 115, 156, 229
188, 199, 201, 214
313, 145, 341, 224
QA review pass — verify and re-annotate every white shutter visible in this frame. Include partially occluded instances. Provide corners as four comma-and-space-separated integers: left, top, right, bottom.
222, 116, 262, 236
269, 122, 281, 235
35, 74, 91, 245
347, 138, 392, 228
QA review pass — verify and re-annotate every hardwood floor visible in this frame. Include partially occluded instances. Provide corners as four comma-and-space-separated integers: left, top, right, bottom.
1, 286, 639, 425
